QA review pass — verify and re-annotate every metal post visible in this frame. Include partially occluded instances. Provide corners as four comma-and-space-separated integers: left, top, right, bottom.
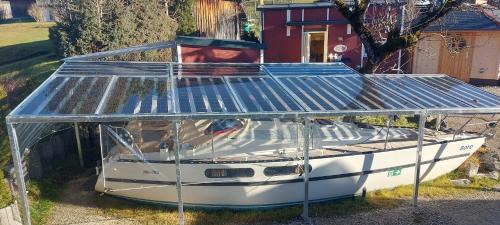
172, 121, 185, 225
413, 113, 426, 207
302, 118, 311, 223
453, 115, 474, 140
211, 120, 215, 161
383, 115, 391, 150
98, 124, 107, 189
74, 122, 84, 167
7, 123, 32, 225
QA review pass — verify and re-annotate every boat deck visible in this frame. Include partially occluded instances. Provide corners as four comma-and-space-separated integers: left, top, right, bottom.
109, 120, 472, 162
202, 133, 454, 162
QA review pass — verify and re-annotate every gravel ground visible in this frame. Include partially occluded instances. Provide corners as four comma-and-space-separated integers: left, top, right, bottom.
45, 86, 500, 225
273, 185, 500, 225
47, 178, 500, 225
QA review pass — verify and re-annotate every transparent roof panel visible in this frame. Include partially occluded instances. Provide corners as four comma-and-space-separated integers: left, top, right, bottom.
16, 76, 111, 115
172, 64, 265, 77
320, 76, 419, 110
176, 77, 240, 113
9, 61, 500, 122
104, 77, 170, 114
411, 76, 500, 108
263, 63, 358, 76
57, 61, 168, 76
275, 77, 365, 111
226, 77, 303, 112
368, 76, 473, 108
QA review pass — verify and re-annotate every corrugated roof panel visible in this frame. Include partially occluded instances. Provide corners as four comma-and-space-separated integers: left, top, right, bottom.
15, 76, 112, 115
320, 76, 419, 110
411, 76, 500, 108
8, 62, 500, 123
226, 77, 303, 112
368, 75, 473, 108
104, 77, 170, 114
274, 77, 365, 111
176, 77, 240, 113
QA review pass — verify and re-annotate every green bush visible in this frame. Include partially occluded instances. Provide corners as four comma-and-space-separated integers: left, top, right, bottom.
356, 115, 417, 128
0, 172, 13, 208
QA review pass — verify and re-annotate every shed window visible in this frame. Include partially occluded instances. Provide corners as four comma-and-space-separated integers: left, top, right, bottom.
205, 168, 254, 178
264, 165, 312, 176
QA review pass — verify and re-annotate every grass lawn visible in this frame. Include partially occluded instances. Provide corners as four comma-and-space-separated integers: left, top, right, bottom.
0, 21, 60, 209
0, 22, 56, 65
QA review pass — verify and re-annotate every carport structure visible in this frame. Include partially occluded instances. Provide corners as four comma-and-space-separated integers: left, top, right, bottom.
6, 45, 500, 225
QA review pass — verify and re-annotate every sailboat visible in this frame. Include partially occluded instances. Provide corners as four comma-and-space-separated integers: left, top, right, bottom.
95, 118, 484, 207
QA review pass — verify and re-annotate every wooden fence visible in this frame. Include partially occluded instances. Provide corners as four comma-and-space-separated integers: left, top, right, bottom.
195, 0, 240, 39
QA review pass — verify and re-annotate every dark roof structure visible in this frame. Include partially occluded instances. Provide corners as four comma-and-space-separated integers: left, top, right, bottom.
425, 9, 500, 32
176, 36, 266, 49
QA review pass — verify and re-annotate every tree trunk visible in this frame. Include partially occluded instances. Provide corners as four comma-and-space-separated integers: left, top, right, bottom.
359, 39, 384, 74
360, 60, 378, 74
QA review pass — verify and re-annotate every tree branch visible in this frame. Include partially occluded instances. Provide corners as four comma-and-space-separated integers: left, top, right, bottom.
409, 0, 465, 34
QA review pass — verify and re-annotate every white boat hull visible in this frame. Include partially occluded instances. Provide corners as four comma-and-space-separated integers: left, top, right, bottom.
95, 136, 484, 208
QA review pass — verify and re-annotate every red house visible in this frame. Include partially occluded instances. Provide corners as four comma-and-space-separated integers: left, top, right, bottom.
175, 1, 405, 73
257, 2, 364, 69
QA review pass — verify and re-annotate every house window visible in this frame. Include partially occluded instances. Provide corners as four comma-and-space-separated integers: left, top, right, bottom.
264, 165, 312, 176
205, 168, 254, 178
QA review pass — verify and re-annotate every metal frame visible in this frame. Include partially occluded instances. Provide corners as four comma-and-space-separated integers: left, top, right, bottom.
302, 118, 311, 223
5, 60, 500, 225
413, 113, 427, 207
63, 41, 175, 61
6, 124, 31, 225
172, 121, 185, 225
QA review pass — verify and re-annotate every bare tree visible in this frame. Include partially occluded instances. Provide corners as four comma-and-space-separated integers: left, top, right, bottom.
333, 0, 466, 73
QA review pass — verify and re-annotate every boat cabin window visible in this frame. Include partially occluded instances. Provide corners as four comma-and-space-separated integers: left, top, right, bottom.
204, 119, 243, 135
205, 168, 254, 178
264, 165, 312, 176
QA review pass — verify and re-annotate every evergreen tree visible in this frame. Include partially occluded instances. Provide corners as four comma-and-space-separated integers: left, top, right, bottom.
169, 0, 196, 36
49, 0, 177, 60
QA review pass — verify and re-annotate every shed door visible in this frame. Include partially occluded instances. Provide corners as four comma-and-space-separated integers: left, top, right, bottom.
302, 31, 327, 63
438, 34, 475, 82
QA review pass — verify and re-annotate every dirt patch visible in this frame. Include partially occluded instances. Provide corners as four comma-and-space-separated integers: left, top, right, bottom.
46, 174, 138, 225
